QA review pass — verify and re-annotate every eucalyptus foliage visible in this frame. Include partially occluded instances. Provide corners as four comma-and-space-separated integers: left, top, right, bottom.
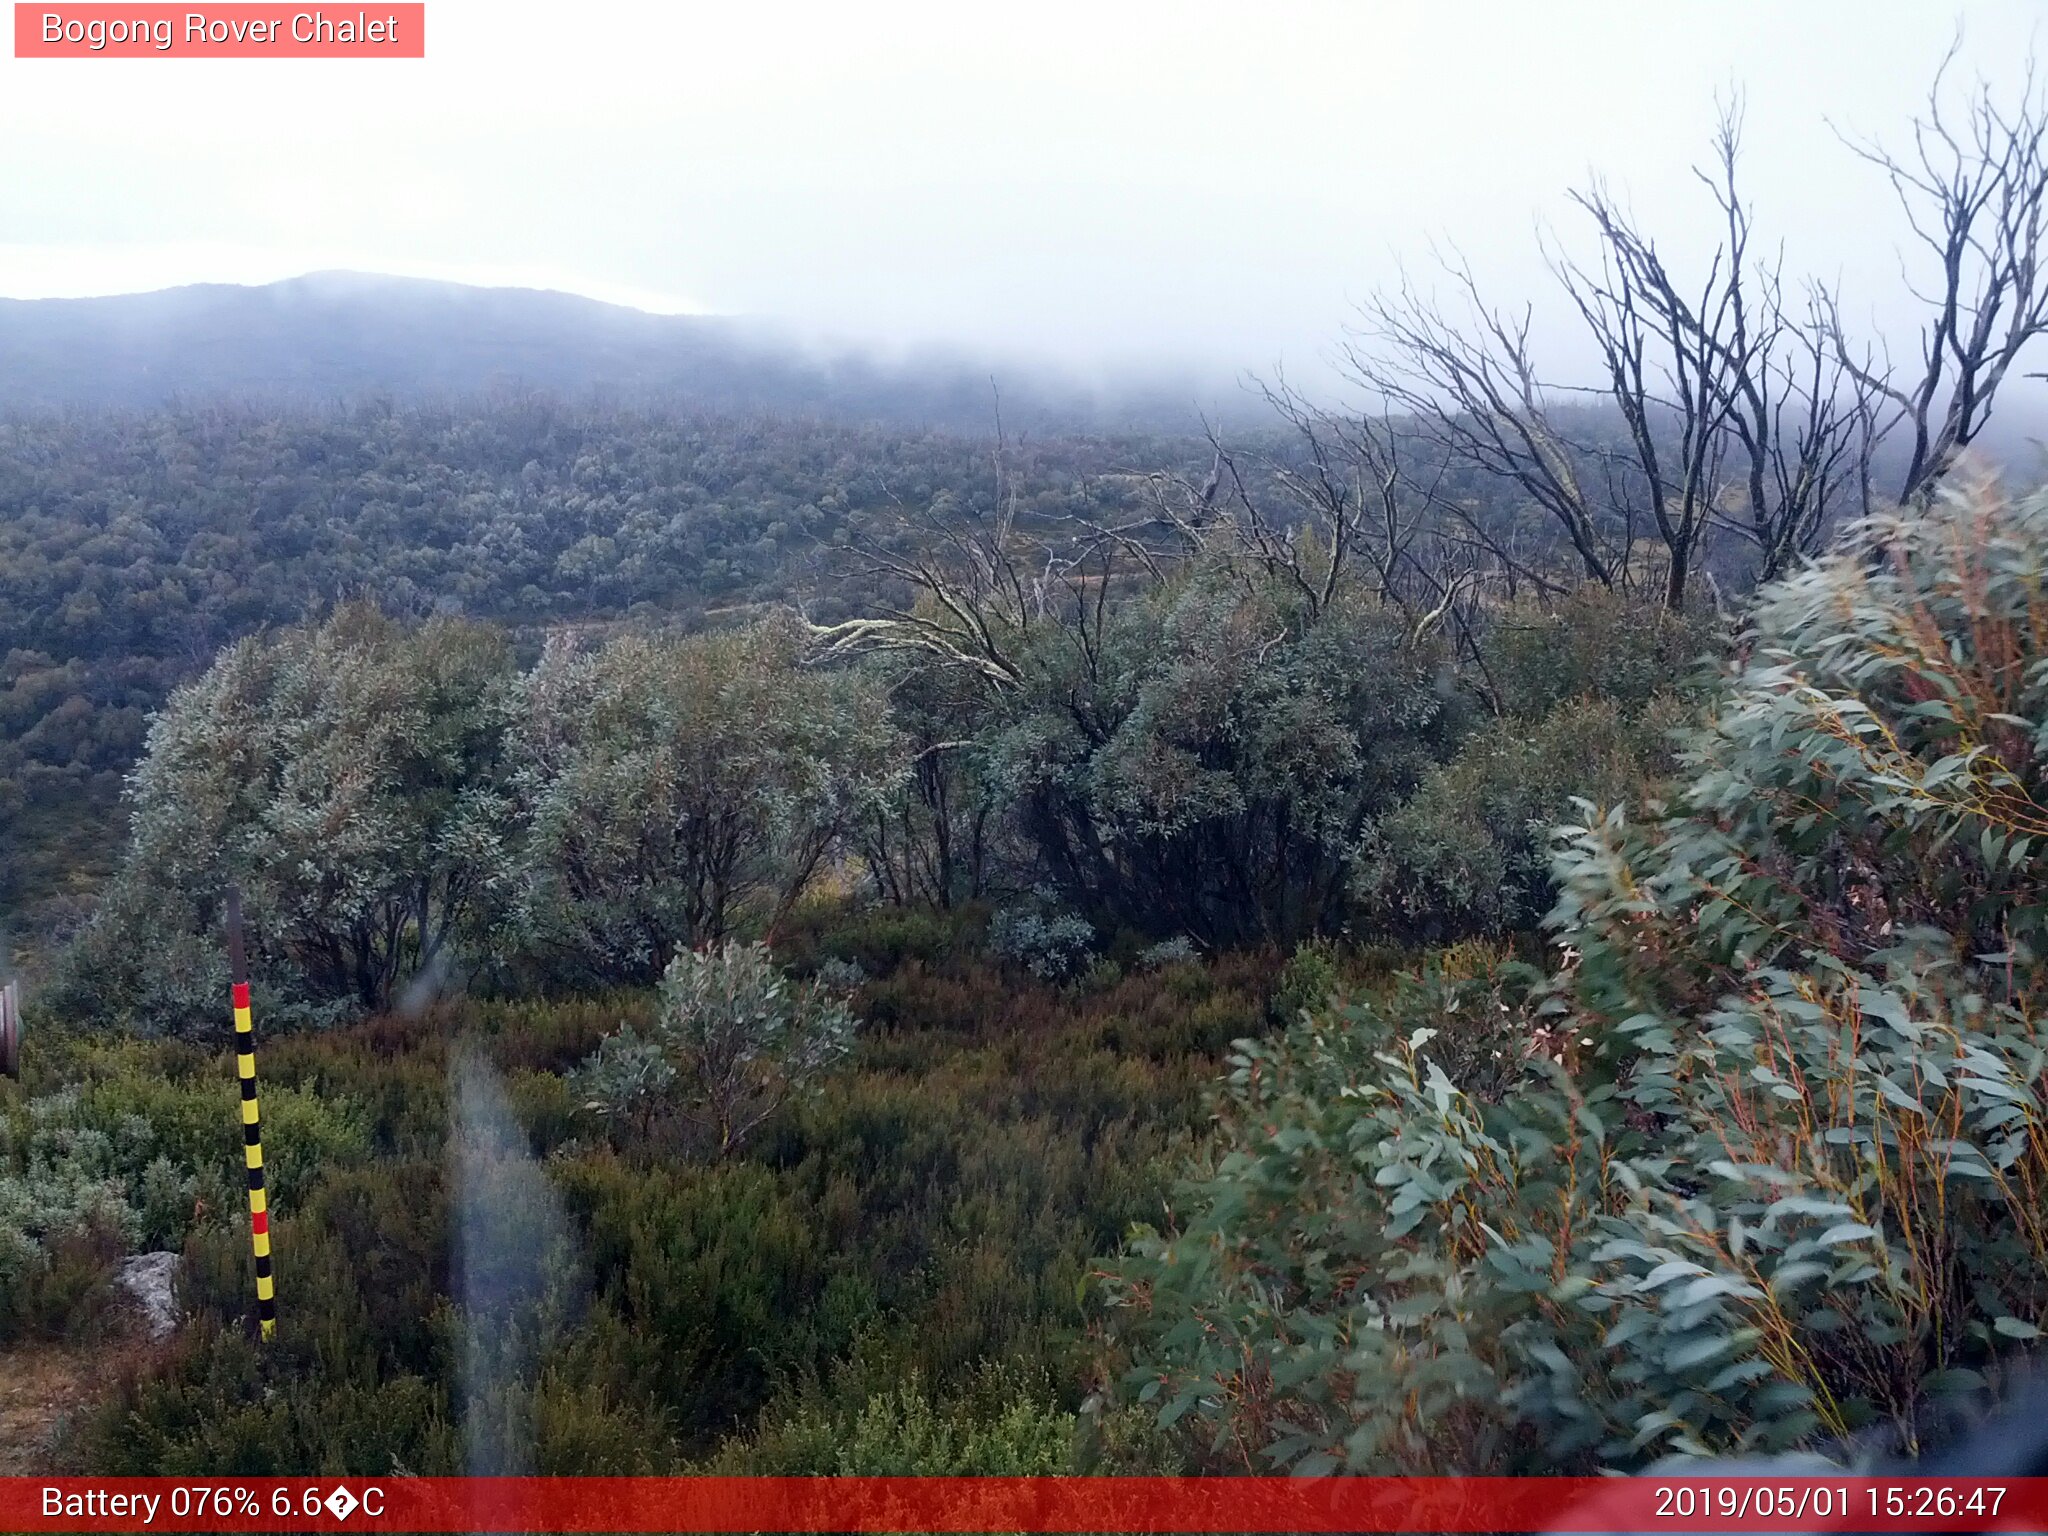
1352, 589, 1711, 942
59, 606, 515, 1024
1102, 485, 2048, 1472
574, 1028, 676, 1135
988, 900, 1098, 982
505, 619, 905, 984
987, 567, 1465, 948
580, 941, 857, 1157
58, 610, 906, 1020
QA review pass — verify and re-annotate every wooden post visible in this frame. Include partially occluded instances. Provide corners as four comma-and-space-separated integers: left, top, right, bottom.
0, 982, 18, 1079
226, 889, 275, 1342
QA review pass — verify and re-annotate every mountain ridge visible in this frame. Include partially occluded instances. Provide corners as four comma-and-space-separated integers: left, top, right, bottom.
0, 271, 1218, 432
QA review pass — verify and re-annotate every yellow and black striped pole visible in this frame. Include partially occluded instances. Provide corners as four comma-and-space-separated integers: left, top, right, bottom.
226, 888, 275, 1342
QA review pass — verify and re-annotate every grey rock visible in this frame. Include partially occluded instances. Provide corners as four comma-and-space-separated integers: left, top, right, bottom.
114, 1251, 180, 1341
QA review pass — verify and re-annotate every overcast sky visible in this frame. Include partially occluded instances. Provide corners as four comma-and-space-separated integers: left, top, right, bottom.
1, 1, 2041, 390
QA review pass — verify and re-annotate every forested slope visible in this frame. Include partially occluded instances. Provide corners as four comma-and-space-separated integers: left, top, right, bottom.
0, 403, 1199, 955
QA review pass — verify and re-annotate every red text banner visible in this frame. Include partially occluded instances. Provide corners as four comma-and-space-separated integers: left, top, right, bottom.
14, 4, 424, 57
6, 1476, 2048, 1532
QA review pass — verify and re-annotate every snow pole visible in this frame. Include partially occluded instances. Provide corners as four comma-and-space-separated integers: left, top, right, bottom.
226, 888, 275, 1342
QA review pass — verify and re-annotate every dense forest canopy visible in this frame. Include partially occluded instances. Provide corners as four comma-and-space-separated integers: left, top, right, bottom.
0, 402, 1202, 955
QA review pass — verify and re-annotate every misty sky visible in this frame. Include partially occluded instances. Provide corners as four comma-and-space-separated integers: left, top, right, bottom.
1, 0, 2042, 391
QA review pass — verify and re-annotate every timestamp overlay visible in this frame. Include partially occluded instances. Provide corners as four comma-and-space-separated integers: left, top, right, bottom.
5, 1477, 2048, 1532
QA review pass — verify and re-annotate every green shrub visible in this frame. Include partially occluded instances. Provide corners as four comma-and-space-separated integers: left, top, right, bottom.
1134, 936, 1200, 969
504, 1069, 582, 1158
1482, 586, 1716, 719
519, 1371, 670, 1473
79, 1170, 461, 1474
502, 621, 903, 987
0, 1061, 370, 1341
55, 606, 515, 1027
1349, 588, 1716, 945
715, 1368, 1075, 1474
1102, 485, 2048, 1472
988, 901, 1097, 981
985, 568, 1468, 948
1270, 938, 1339, 1023
1353, 693, 1692, 940
1078, 957, 1125, 994
473, 994, 638, 1076
577, 942, 857, 1157
0, 1220, 125, 1341
63, 908, 1259, 1475
260, 1008, 453, 1156
573, 1029, 674, 1136
557, 1153, 836, 1442
784, 902, 978, 976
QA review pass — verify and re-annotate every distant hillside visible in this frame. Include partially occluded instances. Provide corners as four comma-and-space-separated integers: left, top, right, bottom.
0, 271, 1215, 431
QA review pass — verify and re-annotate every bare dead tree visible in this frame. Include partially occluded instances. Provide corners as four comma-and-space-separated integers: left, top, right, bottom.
805, 396, 1174, 699
1344, 257, 1625, 593
804, 512, 1037, 688
806, 396, 1063, 687
808, 370, 1498, 710
1564, 99, 1884, 591
1345, 95, 1893, 610
1551, 173, 1737, 610
1820, 45, 2048, 504
1727, 285, 1883, 580
1239, 383, 1489, 642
